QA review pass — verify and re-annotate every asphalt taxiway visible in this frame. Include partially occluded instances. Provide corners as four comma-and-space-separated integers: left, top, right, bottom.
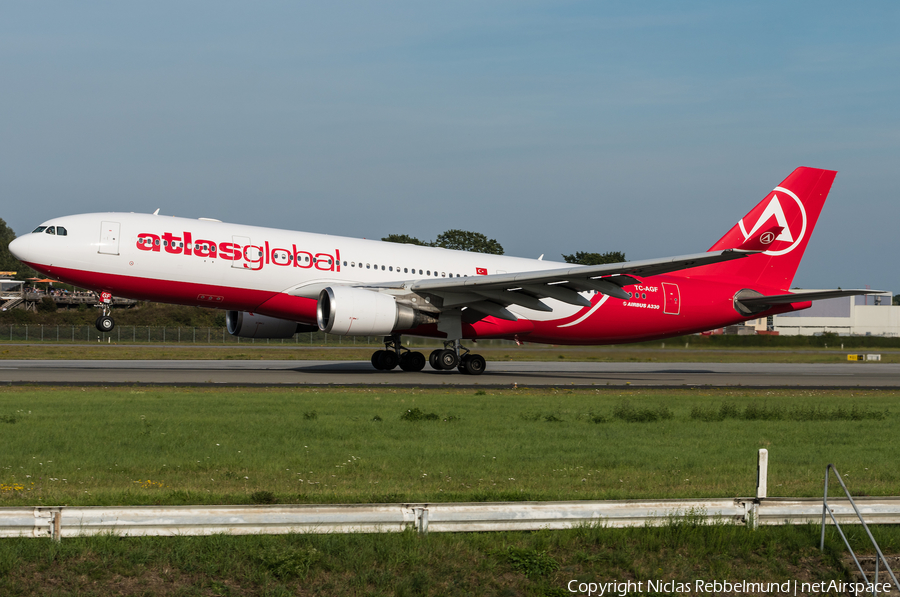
1, 360, 898, 388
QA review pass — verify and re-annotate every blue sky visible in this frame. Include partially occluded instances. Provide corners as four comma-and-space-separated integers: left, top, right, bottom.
2, 2, 898, 290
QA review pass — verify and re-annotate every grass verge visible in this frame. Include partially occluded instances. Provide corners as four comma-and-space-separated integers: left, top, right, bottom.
1, 387, 897, 506
0, 520, 893, 596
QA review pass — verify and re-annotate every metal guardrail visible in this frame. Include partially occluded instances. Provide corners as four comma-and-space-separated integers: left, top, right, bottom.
4, 497, 900, 540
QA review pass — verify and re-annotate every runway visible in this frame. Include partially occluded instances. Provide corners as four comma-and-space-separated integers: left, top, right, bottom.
1, 360, 899, 388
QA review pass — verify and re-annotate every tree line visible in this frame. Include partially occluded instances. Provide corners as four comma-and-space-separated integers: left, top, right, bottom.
383, 229, 625, 265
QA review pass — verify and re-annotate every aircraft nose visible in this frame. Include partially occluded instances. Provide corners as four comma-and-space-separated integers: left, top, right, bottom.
8, 235, 37, 264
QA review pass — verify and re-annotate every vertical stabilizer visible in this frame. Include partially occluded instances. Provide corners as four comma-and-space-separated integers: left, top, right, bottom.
698, 167, 836, 290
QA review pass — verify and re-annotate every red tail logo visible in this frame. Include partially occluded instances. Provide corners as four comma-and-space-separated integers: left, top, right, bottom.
738, 187, 807, 256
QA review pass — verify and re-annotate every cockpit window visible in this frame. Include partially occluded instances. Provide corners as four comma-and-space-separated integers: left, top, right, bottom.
31, 225, 67, 235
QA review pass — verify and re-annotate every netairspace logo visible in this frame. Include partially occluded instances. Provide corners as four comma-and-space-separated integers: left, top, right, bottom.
566, 579, 894, 596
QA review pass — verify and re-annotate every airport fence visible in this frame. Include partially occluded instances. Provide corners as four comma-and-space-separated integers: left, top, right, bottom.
0, 324, 517, 348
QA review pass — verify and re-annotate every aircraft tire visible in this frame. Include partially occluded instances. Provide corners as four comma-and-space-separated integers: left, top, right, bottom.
371, 350, 387, 370
438, 349, 459, 370
462, 354, 486, 376
96, 316, 115, 333
429, 349, 444, 370
380, 350, 399, 371
399, 351, 426, 372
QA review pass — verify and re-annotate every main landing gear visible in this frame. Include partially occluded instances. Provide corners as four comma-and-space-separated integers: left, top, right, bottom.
370, 336, 486, 375
371, 335, 427, 372
430, 340, 486, 375
94, 294, 115, 333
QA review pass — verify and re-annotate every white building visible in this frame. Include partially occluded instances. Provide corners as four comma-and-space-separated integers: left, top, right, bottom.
745, 292, 899, 336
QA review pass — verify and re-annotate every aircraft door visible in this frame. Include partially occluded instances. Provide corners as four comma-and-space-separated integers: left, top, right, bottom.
663, 282, 680, 315
98, 221, 120, 255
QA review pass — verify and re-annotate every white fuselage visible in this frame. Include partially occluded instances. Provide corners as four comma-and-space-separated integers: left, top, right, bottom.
11, 212, 582, 322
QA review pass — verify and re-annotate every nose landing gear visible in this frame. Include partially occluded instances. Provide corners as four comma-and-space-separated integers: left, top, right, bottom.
94, 291, 116, 332
95, 315, 115, 333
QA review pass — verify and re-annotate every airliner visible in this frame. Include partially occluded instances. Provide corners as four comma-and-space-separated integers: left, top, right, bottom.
8, 167, 875, 375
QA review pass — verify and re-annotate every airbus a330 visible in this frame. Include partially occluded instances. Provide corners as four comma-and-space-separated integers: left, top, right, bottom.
9, 167, 875, 375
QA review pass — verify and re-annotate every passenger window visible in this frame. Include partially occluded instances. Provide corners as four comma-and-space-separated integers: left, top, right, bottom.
366, 264, 370, 269
419, 269, 423, 275
442, 272, 446, 277
427, 270, 430, 276
155, 239, 160, 246
381, 265, 385, 271
32, 226, 47, 233
343, 261, 347, 266
56, 227, 67, 236
389, 266, 393, 272
404, 268, 408, 273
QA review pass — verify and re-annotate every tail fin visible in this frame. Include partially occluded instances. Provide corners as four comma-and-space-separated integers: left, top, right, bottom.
700, 167, 836, 290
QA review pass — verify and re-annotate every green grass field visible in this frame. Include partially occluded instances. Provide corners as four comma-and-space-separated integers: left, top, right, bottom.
3, 520, 892, 596
1, 387, 896, 506
2, 386, 897, 595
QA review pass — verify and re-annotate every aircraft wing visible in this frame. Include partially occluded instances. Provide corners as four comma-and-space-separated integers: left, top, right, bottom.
365, 249, 756, 321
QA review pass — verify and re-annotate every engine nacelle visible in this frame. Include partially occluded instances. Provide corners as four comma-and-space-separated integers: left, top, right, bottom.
226, 311, 309, 339
317, 286, 425, 336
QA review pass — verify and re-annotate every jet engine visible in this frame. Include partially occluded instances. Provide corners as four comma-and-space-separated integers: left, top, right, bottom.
226, 311, 314, 339
317, 286, 434, 335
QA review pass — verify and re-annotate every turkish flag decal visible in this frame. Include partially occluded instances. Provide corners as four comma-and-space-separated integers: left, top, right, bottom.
476, 267, 488, 275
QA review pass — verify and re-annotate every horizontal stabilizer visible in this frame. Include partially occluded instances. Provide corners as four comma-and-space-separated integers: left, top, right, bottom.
738, 289, 884, 306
